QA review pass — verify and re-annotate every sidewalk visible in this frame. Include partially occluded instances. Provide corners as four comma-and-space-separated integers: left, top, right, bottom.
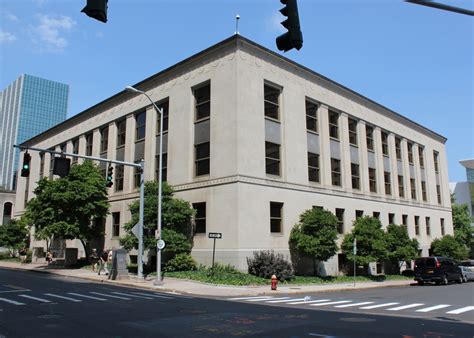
0, 261, 413, 297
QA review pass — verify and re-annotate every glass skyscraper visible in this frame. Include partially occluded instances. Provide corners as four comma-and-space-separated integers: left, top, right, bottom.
0, 74, 68, 190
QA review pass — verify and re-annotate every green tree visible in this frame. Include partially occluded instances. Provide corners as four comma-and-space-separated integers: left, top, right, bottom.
430, 235, 469, 260
341, 216, 388, 268
289, 208, 338, 275
120, 181, 195, 264
21, 160, 109, 257
452, 203, 472, 250
385, 224, 419, 269
0, 219, 29, 256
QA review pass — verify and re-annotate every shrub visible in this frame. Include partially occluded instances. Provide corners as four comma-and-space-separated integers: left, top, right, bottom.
164, 253, 197, 272
247, 250, 294, 281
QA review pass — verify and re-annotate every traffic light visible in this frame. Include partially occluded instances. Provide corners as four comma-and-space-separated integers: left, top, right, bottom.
21, 152, 31, 177
276, 0, 303, 52
106, 165, 114, 187
53, 157, 71, 177
81, 0, 108, 23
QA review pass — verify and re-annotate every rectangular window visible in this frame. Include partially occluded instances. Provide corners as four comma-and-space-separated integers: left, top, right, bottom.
356, 210, 364, 219
410, 178, 416, 199
351, 163, 360, 190
155, 153, 168, 182
195, 142, 210, 176
39, 152, 45, 178
436, 185, 442, 204
112, 212, 120, 237
415, 216, 420, 235
193, 202, 206, 234
381, 131, 389, 156
433, 151, 439, 173
421, 181, 427, 201
402, 214, 408, 226
395, 137, 401, 160
117, 119, 126, 147
398, 175, 404, 198
72, 139, 79, 164
100, 126, 109, 153
384, 172, 391, 195
156, 100, 169, 134
348, 118, 358, 146
85, 133, 93, 156
115, 165, 124, 191
440, 218, 445, 235
266, 142, 280, 176
407, 142, 414, 164
336, 208, 344, 234
426, 217, 431, 236
369, 168, 377, 192
329, 110, 339, 139
135, 111, 146, 141
389, 213, 395, 225
270, 202, 283, 233
373, 211, 380, 220
264, 84, 280, 120
305, 99, 318, 133
308, 152, 320, 183
366, 125, 374, 151
418, 147, 424, 167
134, 161, 141, 189
195, 83, 211, 121
331, 158, 341, 186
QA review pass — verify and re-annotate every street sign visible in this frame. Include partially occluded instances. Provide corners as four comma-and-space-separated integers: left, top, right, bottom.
131, 223, 139, 238
157, 239, 165, 250
353, 238, 357, 255
208, 232, 222, 239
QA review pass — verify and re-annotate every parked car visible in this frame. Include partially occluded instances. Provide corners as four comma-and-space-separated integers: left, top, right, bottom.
458, 260, 474, 282
414, 256, 463, 285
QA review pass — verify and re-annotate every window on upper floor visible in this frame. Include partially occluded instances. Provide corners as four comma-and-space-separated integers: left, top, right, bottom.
72, 139, 79, 164
266, 142, 280, 176
351, 163, 360, 190
436, 185, 442, 204
421, 181, 427, 201
369, 168, 377, 192
195, 142, 210, 177
398, 175, 405, 198
116, 119, 126, 147
381, 131, 389, 156
308, 152, 320, 183
100, 126, 109, 154
410, 178, 416, 199
155, 153, 168, 182
331, 158, 341, 186
135, 111, 146, 141
336, 208, 344, 234
366, 125, 374, 151
348, 118, 358, 146
384, 172, 391, 195
306, 99, 318, 133
85, 133, 93, 156
407, 142, 414, 164
395, 137, 402, 160
264, 84, 280, 121
115, 165, 124, 191
433, 151, 439, 173
270, 202, 283, 233
112, 212, 120, 237
156, 100, 169, 134
418, 147, 425, 167
194, 83, 211, 121
328, 110, 339, 140
426, 217, 431, 236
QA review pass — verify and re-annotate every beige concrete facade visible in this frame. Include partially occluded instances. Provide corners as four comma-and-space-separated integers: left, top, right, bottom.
14, 36, 452, 272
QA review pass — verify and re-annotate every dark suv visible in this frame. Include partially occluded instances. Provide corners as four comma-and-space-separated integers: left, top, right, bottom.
414, 256, 463, 285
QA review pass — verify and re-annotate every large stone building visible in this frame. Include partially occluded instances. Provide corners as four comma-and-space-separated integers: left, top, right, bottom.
0, 74, 69, 191
14, 36, 452, 273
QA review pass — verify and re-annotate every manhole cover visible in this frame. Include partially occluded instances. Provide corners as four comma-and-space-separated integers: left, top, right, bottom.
340, 317, 376, 323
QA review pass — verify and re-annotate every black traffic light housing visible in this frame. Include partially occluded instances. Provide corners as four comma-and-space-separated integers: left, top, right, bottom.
276, 0, 303, 52
81, 0, 108, 23
53, 157, 71, 177
21, 152, 31, 177
106, 165, 114, 187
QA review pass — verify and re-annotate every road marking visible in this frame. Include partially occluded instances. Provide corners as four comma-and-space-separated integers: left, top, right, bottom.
90, 292, 131, 300
360, 302, 399, 309
18, 294, 52, 303
228, 296, 272, 301
0, 297, 25, 305
68, 293, 107, 301
446, 306, 474, 314
267, 297, 302, 303
335, 302, 374, 308
44, 293, 82, 302
416, 304, 451, 313
111, 292, 153, 300
246, 297, 278, 302
131, 292, 173, 299
288, 299, 331, 305
310, 300, 352, 307
387, 303, 424, 311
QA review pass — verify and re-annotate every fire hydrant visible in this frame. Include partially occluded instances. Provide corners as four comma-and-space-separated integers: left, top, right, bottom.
271, 274, 278, 291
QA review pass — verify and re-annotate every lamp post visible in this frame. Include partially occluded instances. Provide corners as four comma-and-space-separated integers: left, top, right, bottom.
125, 85, 164, 286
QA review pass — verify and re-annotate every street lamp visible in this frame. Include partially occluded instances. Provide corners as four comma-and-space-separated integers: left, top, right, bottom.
125, 85, 164, 286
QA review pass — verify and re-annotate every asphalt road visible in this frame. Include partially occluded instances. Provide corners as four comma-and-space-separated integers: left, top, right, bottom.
0, 268, 473, 338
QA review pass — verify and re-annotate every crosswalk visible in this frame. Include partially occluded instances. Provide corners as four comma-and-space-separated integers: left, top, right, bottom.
226, 296, 474, 317
0, 290, 179, 307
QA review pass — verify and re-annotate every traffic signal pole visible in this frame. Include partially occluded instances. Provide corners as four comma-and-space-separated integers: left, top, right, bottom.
14, 144, 146, 280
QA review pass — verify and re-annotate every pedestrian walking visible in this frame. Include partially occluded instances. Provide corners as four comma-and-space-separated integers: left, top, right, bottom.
46, 251, 53, 264
89, 249, 99, 272
97, 249, 109, 276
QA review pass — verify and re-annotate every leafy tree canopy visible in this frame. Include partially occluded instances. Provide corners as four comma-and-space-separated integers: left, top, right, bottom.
289, 208, 339, 262
21, 160, 110, 253
430, 235, 469, 260
0, 219, 29, 255
385, 224, 419, 265
451, 203, 472, 249
341, 216, 388, 266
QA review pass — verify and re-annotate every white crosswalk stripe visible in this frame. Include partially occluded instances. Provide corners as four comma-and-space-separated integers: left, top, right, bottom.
246, 297, 278, 302
68, 293, 107, 301
267, 297, 302, 303
44, 293, 82, 302
0, 297, 25, 305
446, 306, 474, 315
110, 292, 153, 300
335, 302, 374, 308
90, 292, 131, 300
287, 299, 331, 305
131, 292, 173, 299
387, 303, 424, 311
310, 300, 352, 307
18, 294, 52, 303
264, 297, 292, 303
416, 304, 451, 313
228, 296, 272, 301
360, 302, 399, 309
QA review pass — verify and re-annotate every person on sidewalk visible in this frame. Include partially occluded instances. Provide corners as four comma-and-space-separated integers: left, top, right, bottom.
89, 249, 99, 272
97, 249, 109, 276
46, 251, 53, 264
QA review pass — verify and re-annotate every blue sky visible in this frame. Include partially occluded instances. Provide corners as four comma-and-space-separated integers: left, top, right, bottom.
1, 0, 472, 181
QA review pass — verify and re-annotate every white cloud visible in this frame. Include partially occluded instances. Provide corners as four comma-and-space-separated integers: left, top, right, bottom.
4, 12, 19, 22
31, 14, 76, 52
0, 30, 17, 44
267, 12, 286, 33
